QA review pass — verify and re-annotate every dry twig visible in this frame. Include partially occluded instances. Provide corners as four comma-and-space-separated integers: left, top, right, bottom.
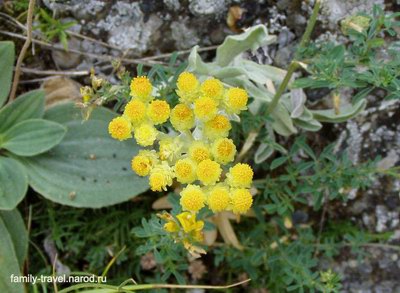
9, 0, 36, 102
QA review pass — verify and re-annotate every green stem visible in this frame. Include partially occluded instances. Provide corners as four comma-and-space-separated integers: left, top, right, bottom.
266, 0, 321, 115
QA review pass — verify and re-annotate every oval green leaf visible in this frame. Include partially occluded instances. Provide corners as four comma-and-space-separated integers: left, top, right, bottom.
311, 99, 367, 123
0, 209, 28, 267
2, 119, 67, 157
0, 216, 25, 293
0, 90, 45, 134
0, 157, 28, 210
0, 41, 15, 107
18, 103, 148, 208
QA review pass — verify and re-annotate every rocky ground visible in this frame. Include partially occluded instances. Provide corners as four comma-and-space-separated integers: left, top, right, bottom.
2, 0, 400, 292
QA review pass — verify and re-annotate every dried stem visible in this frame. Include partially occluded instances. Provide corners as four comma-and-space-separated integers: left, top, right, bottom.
8, 0, 36, 102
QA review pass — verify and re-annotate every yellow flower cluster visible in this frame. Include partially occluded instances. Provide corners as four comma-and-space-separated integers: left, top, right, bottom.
108, 73, 254, 242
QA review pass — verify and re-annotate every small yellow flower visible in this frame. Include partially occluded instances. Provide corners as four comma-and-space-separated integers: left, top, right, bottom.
200, 78, 224, 100
231, 188, 253, 215
176, 72, 199, 104
174, 158, 197, 184
177, 72, 199, 93
123, 99, 146, 125
180, 185, 206, 212
203, 114, 231, 139
196, 159, 222, 185
149, 163, 174, 191
226, 163, 254, 188
131, 150, 158, 176
193, 96, 218, 121
207, 185, 230, 212
176, 212, 204, 233
130, 76, 153, 101
211, 138, 236, 164
164, 221, 180, 233
80, 86, 92, 103
158, 137, 182, 161
170, 103, 195, 131
134, 123, 158, 146
108, 116, 132, 141
188, 141, 211, 163
147, 99, 170, 125
224, 87, 248, 114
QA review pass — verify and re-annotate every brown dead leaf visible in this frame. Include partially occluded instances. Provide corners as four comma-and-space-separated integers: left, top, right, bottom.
215, 212, 243, 250
41, 76, 82, 108
152, 196, 173, 210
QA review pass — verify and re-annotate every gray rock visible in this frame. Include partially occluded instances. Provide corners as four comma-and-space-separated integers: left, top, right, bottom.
42, 0, 108, 20
164, 0, 181, 11
320, 0, 385, 30
51, 37, 82, 69
188, 0, 228, 17
96, 2, 162, 54
171, 19, 200, 49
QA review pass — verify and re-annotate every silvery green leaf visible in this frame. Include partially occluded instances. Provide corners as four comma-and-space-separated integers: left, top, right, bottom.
215, 24, 276, 67
311, 99, 367, 123
270, 103, 298, 136
227, 113, 241, 122
290, 89, 306, 118
239, 59, 286, 84
254, 142, 275, 164
211, 67, 247, 80
293, 118, 322, 131
187, 45, 217, 75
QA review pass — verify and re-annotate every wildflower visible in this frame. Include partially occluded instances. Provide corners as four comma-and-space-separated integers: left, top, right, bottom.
200, 78, 224, 100
188, 141, 211, 163
108, 116, 132, 141
134, 123, 158, 146
176, 72, 199, 103
193, 96, 218, 121
164, 221, 180, 233
123, 99, 146, 125
130, 76, 153, 101
211, 138, 236, 164
180, 185, 206, 212
80, 86, 92, 103
149, 163, 174, 192
174, 158, 197, 184
158, 137, 182, 162
226, 163, 254, 188
207, 185, 230, 212
224, 87, 248, 114
231, 188, 253, 214
147, 99, 170, 125
131, 150, 158, 176
170, 103, 195, 131
196, 159, 222, 185
203, 114, 231, 139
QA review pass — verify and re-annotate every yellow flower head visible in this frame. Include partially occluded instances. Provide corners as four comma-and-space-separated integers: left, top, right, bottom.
224, 87, 248, 114
149, 162, 174, 192
176, 211, 204, 233
204, 114, 231, 139
134, 123, 158, 147
147, 100, 170, 125
123, 99, 146, 125
108, 116, 132, 141
207, 185, 230, 213
193, 96, 218, 121
180, 185, 206, 212
130, 76, 153, 101
196, 159, 222, 185
131, 150, 158, 177
164, 221, 180, 233
231, 188, 253, 215
226, 163, 254, 188
188, 141, 211, 163
200, 78, 224, 100
211, 138, 236, 164
158, 137, 182, 161
176, 72, 199, 103
174, 158, 197, 184
170, 103, 195, 131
